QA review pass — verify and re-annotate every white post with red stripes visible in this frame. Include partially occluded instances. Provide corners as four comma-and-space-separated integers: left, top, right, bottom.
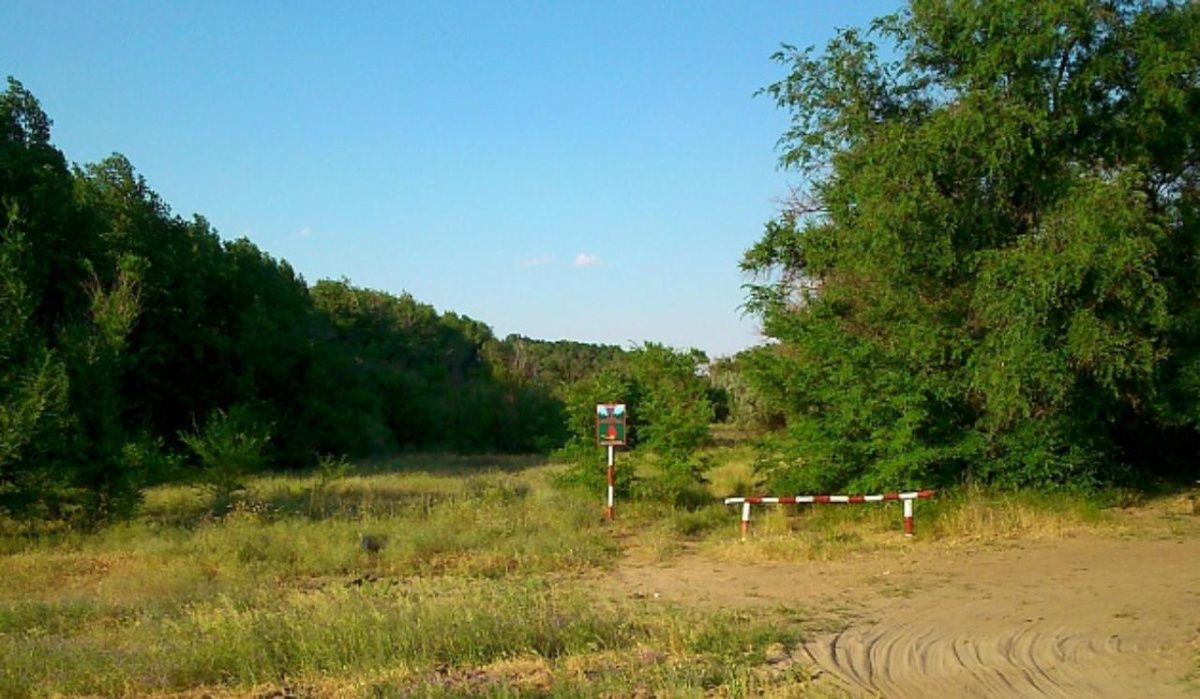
606, 445, 615, 522
725, 490, 934, 541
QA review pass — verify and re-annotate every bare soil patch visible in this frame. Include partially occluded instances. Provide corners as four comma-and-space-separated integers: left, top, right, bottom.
615, 520, 1200, 697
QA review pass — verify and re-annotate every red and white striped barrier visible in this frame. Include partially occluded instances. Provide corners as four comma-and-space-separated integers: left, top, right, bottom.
724, 490, 935, 540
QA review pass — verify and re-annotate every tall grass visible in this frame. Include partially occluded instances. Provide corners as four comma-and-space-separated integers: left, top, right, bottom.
701, 479, 1129, 562
0, 455, 819, 697
0, 577, 807, 696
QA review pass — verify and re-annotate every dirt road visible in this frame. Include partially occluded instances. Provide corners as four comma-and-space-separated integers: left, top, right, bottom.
616, 525, 1200, 697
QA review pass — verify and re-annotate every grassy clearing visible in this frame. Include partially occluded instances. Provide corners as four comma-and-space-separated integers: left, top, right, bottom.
0, 576, 808, 697
0, 455, 819, 697
0, 449, 1181, 697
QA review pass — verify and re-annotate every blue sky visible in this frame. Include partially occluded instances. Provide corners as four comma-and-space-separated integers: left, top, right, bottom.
2, 0, 900, 357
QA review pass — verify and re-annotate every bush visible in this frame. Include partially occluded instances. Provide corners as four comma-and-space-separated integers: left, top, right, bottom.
553, 443, 638, 500
179, 406, 271, 500
555, 344, 714, 502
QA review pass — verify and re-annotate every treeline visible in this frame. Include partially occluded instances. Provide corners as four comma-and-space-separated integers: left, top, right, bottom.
739, 0, 1200, 492
0, 78, 633, 520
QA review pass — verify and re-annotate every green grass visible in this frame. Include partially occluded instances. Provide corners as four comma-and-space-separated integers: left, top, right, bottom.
0, 455, 819, 697
0, 450, 1167, 697
0, 577, 807, 696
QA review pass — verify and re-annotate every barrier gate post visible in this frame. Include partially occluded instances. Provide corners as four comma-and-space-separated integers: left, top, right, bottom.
606, 445, 615, 522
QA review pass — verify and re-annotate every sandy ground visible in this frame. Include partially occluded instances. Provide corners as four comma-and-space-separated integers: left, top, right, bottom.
614, 523, 1200, 697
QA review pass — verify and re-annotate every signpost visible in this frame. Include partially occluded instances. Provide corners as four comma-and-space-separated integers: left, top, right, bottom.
596, 403, 626, 521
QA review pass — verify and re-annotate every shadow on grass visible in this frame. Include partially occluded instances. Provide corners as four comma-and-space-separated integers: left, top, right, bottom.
352, 452, 551, 476
107, 452, 553, 530
265, 488, 456, 521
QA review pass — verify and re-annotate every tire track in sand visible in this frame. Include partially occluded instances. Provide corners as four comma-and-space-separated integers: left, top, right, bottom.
804, 619, 1149, 698
614, 531, 1200, 697
796, 534, 1200, 698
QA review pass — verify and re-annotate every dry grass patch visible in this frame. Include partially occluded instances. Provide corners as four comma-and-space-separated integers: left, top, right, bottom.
696, 483, 1143, 563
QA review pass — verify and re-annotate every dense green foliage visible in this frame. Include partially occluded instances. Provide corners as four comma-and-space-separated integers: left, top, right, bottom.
557, 343, 714, 502
0, 78, 652, 521
179, 406, 271, 500
744, 1, 1200, 491
707, 349, 786, 430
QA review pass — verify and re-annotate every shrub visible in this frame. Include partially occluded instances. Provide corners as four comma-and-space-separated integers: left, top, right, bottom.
179, 406, 271, 501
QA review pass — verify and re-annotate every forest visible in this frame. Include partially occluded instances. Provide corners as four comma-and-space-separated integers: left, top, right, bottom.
0, 78, 726, 522
2, 0, 1198, 528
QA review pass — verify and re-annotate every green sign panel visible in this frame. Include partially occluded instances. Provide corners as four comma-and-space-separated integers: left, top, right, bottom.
596, 403, 627, 446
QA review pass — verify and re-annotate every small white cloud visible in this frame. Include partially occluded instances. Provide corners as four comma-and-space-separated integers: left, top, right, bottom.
298, 227, 314, 239
522, 255, 554, 268
574, 252, 602, 268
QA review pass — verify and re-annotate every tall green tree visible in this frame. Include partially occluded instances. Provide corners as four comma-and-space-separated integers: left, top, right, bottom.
0, 75, 661, 521
0, 212, 69, 515
744, 0, 1200, 491
64, 253, 145, 519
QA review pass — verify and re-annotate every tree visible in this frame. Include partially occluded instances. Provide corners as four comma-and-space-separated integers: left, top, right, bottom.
708, 349, 787, 430
0, 76, 657, 522
65, 253, 146, 520
556, 344, 713, 500
630, 343, 713, 462
744, 0, 1200, 491
0, 211, 69, 516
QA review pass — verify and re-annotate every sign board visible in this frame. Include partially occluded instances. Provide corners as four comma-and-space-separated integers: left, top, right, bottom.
596, 403, 627, 446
